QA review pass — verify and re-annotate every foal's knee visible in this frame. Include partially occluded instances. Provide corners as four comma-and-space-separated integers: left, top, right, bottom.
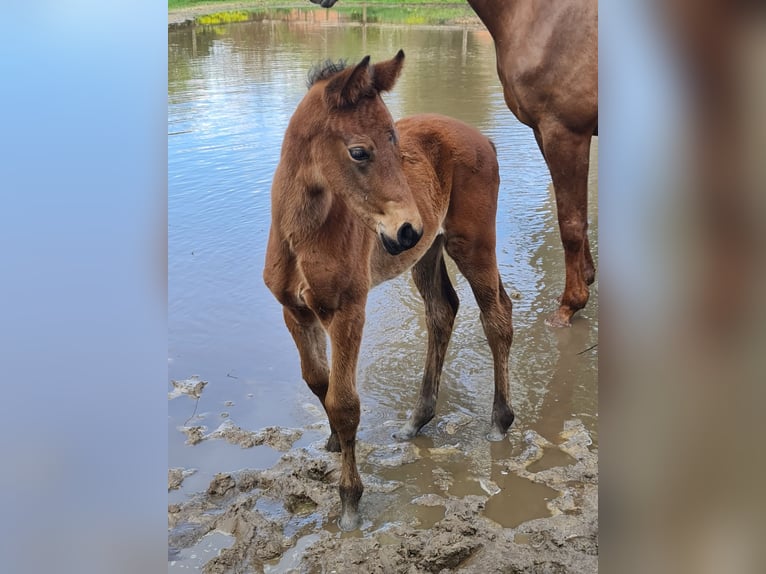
325, 391, 361, 438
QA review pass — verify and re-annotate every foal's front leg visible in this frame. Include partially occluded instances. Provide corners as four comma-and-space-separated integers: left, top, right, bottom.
282, 306, 339, 452
321, 302, 367, 531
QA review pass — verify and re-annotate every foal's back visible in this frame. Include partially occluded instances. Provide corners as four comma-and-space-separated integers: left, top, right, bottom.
397, 113, 498, 188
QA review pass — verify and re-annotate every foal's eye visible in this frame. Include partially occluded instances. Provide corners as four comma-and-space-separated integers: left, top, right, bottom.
348, 147, 370, 162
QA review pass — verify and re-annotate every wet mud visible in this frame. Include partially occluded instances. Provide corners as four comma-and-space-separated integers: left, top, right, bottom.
168, 419, 596, 573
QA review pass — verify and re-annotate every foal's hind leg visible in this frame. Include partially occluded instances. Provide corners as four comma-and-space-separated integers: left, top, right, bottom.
394, 236, 459, 440
446, 235, 515, 440
282, 306, 340, 452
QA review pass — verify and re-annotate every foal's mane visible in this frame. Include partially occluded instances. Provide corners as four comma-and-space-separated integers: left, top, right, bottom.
307, 58, 349, 88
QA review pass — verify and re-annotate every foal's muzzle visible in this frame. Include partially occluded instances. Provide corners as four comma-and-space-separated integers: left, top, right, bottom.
380, 222, 422, 255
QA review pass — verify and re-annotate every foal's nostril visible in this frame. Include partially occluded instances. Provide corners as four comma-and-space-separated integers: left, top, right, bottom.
397, 222, 421, 250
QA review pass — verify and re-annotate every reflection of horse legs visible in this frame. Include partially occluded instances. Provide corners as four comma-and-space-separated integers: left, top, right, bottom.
536, 123, 594, 327
282, 306, 339, 452
447, 235, 515, 440
394, 236, 459, 440
538, 327, 592, 442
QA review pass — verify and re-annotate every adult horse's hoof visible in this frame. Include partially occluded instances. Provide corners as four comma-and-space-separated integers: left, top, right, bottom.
545, 307, 573, 328
391, 428, 418, 442
391, 424, 418, 441
393, 409, 433, 441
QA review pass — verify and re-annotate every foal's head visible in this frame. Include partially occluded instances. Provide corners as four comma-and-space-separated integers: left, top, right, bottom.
290, 50, 422, 255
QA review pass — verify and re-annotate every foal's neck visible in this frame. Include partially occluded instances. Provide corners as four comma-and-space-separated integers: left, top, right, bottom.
285, 180, 334, 240
278, 96, 365, 248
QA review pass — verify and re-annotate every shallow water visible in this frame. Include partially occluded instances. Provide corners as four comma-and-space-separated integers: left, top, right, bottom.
168, 7, 597, 565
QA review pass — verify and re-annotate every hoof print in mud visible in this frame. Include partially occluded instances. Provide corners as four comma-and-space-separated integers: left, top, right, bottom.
207, 473, 235, 497
284, 492, 318, 515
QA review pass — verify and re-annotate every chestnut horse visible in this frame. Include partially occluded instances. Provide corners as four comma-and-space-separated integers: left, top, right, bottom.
310, 0, 598, 327
263, 51, 515, 530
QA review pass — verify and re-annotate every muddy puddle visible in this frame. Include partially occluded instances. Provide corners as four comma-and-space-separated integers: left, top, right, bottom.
168, 413, 597, 573
169, 8, 597, 572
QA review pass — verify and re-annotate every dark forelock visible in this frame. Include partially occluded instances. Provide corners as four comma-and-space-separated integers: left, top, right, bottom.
306, 58, 348, 88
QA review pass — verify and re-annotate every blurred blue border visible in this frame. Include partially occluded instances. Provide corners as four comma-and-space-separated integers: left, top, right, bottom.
0, 2, 167, 572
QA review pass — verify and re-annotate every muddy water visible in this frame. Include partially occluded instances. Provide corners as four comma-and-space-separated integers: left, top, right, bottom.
169, 7, 597, 569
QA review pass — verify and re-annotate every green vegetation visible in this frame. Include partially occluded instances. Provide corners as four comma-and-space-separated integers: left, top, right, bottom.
168, 1, 476, 28
195, 10, 252, 25
169, 0, 466, 9
342, 5, 472, 25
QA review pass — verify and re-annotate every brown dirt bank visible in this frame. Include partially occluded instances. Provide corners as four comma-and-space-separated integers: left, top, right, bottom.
168, 420, 597, 573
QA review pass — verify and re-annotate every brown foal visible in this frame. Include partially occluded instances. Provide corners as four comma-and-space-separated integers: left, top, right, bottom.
263, 51, 515, 530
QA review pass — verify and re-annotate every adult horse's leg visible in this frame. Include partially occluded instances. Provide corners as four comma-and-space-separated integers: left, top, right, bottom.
321, 303, 366, 531
282, 306, 339, 452
446, 234, 515, 440
533, 127, 597, 292
579, 144, 596, 286
536, 122, 593, 327
394, 236, 459, 440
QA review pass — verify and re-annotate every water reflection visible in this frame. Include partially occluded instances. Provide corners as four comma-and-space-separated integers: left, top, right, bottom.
168, 6, 597, 555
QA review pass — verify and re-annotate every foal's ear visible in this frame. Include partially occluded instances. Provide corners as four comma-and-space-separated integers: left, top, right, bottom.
371, 50, 405, 93
324, 55, 372, 109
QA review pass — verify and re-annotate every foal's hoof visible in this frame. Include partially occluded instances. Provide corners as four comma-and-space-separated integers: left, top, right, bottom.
338, 499, 362, 531
338, 485, 363, 531
338, 511, 361, 532
488, 407, 514, 441
486, 427, 508, 441
325, 432, 341, 453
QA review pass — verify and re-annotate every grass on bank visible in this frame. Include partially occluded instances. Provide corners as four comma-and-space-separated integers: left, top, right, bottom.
169, 0, 465, 10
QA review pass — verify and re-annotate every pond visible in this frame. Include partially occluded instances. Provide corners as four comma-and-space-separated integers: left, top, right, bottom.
168, 6, 597, 570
